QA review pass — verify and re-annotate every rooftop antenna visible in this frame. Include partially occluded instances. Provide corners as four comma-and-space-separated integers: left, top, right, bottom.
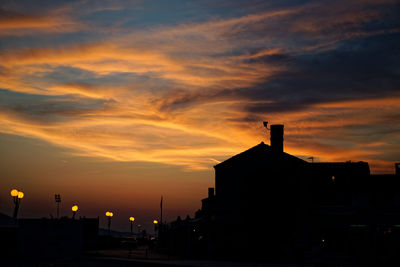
263, 121, 269, 143
263, 121, 270, 144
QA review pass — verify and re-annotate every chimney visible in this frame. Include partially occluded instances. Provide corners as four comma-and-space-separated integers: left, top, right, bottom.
396, 163, 400, 176
270, 124, 284, 153
208, 187, 214, 198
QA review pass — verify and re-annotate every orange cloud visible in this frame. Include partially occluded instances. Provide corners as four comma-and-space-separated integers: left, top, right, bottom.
0, 8, 84, 35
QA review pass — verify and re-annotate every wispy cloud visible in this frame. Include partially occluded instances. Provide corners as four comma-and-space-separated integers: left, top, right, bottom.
0, 7, 84, 36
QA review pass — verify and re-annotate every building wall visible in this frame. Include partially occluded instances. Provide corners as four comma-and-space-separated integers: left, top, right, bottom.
214, 151, 309, 258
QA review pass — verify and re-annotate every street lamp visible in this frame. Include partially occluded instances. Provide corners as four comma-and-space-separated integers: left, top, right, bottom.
106, 211, 113, 235
10, 189, 24, 219
55, 194, 61, 218
153, 219, 158, 239
129, 217, 135, 234
72, 205, 78, 219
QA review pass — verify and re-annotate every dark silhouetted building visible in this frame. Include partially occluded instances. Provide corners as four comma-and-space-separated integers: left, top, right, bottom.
170, 123, 400, 264
0, 215, 99, 260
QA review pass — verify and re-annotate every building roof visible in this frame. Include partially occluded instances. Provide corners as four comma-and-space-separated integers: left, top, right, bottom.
214, 142, 306, 169
214, 142, 371, 177
310, 161, 370, 176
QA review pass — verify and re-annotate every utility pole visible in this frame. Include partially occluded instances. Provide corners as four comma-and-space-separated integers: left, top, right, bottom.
160, 196, 163, 225
55, 194, 61, 218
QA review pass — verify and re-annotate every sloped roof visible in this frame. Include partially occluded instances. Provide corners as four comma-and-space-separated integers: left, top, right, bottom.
214, 142, 306, 169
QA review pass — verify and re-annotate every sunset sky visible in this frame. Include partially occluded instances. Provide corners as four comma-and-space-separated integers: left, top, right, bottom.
0, 0, 399, 231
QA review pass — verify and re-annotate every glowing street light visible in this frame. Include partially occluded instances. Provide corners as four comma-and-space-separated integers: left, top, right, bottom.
11, 189, 18, 197
106, 211, 113, 235
153, 219, 159, 239
10, 189, 24, 219
71, 205, 78, 219
129, 217, 135, 234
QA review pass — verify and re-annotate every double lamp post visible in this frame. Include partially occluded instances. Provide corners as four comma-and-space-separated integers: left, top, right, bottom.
10, 189, 24, 219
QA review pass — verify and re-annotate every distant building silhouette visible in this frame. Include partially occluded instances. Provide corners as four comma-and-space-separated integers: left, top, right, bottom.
0, 215, 98, 260
169, 123, 400, 264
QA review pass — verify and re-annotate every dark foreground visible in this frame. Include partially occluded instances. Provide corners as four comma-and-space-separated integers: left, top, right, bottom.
0, 247, 383, 267
0, 257, 308, 267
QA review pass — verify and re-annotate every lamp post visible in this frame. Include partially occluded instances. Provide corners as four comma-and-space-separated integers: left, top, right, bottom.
11, 189, 24, 219
55, 194, 61, 218
129, 217, 135, 234
72, 205, 78, 219
106, 211, 113, 235
153, 219, 158, 239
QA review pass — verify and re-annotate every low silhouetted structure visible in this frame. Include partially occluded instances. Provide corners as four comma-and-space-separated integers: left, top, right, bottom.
169, 123, 400, 264
0, 214, 98, 260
